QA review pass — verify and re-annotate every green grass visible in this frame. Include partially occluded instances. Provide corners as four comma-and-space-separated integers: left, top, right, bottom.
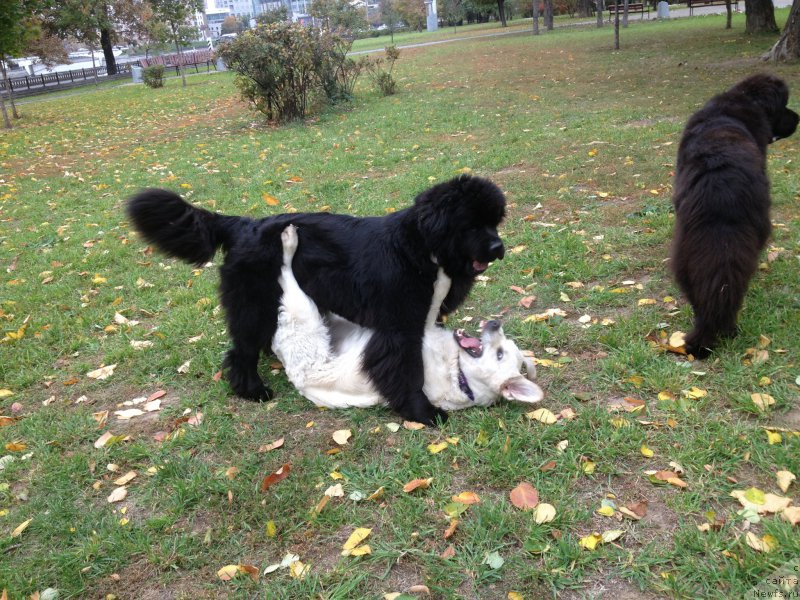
2, 11, 800, 599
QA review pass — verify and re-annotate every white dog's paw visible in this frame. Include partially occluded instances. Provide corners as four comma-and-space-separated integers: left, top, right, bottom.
281, 224, 298, 253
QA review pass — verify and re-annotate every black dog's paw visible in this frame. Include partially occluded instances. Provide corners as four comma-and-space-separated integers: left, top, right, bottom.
223, 354, 273, 402
684, 335, 713, 360
401, 394, 449, 427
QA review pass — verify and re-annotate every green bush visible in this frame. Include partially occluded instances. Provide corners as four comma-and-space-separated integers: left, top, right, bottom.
142, 65, 165, 88
217, 23, 362, 122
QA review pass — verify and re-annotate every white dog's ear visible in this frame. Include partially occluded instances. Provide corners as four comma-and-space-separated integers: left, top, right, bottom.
502, 376, 544, 404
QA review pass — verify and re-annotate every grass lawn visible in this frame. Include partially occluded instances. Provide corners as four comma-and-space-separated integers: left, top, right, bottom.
1, 11, 799, 600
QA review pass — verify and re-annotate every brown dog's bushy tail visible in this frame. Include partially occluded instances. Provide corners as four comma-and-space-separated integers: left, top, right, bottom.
126, 189, 242, 266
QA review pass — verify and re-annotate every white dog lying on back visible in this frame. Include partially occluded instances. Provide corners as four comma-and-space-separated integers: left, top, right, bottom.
271, 225, 543, 411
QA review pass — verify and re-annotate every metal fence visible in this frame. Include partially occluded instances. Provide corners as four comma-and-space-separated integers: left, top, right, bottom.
6, 62, 136, 92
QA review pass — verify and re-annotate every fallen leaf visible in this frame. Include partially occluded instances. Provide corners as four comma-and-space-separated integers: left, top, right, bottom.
87, 364, 116, 380
579, 533, 602, 550
107, 486, 127, 503
483, 551, 504, 569
332, 429, 352, 445
526, 408, 557, 424
534, 503, 556, 524
452, 491, 481, 505
509, 482, 539, 510
730, 488, 791, 514
427, 441, 449, 454
341, 527, 372, 556
640, 445, 654, 458
260, 463, 291, 492
11, 519, 31, 538
776, 470, 796, 494
745, 532, 777, 553
597, 505, 615, 517
441, 544, 456, 559
403, 421, 426, 430
781, 506, 800, 525
113, 471, 137, 486
259, 438, 285, 453
403, 477, 433, 493
324, 483, 344, 497
444, 518, 458, 539
751, 393, 775, 412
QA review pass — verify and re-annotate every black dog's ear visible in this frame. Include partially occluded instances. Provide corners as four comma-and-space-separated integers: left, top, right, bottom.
414, 175, 506, 242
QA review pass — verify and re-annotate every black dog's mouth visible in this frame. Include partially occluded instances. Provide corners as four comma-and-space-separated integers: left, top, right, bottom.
454, 329, 483, 358
472, 260, 490, 274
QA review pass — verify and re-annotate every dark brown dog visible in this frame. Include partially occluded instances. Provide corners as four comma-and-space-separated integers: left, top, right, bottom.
671, 73, 798, 358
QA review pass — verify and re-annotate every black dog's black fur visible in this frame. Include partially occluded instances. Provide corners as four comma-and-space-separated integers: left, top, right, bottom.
127, 175, 506, 425
671, 73, 798, 358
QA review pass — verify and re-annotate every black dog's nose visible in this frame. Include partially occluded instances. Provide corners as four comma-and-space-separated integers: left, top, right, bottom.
489, 239, 505, 259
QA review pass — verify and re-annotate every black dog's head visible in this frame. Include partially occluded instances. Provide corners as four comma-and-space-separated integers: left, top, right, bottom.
730, 73, 799, 143
414, 175, 506, 277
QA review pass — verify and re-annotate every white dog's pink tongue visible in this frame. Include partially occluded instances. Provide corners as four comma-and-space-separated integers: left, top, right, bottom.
458, 335, 481, 351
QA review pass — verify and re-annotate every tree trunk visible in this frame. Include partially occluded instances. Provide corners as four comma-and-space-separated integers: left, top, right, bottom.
614, 2, 620, 48
544, 0, 554, 29
765, 0, 800, 60
0, 92, 10, 129
597, 0, 605, 26
497, 0, 507, 25
623, 0, 629, 27
745, 0, 778, 33
100, 27, 118, 75
725, 0, 732, 28
174, 36, 187, 87
90, 46, 99, 86
533, 0, 540, 33
0, 58, 19, 120
578, 0, 593, 17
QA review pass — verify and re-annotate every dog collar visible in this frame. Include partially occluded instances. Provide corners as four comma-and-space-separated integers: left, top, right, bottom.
457, 362, 475, 403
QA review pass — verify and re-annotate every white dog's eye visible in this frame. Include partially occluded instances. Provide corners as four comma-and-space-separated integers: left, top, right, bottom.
496, 348, 504, 360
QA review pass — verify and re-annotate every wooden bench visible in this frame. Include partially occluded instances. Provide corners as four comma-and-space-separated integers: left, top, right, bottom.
607, 2, 650, 21
687, 0, 739, 15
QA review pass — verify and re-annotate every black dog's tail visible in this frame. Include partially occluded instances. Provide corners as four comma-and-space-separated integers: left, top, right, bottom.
126, 189, 242, 265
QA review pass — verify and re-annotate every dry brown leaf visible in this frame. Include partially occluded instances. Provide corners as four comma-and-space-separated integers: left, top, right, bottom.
509, 482, 539, 510
259, 437, 285, 453
260, 463, 291, 492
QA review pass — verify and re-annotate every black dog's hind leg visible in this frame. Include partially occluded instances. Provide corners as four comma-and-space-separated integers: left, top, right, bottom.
220, 260, 282, 401
362, 332, 448, 426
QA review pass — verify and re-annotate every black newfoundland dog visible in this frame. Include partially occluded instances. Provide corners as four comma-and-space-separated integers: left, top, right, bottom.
127, 175, 506, 425
671, 73, 798, 358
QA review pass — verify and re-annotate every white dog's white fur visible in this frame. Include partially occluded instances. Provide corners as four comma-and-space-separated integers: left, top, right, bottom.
271, 225, 543, 411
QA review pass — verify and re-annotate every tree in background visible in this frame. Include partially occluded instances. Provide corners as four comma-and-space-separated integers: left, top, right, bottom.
310, 0, 368, 30
255, 6, 289, 24
745, 0, 778, 33
378, 0, 401, 41
765, 0, 800, 59
147, 0, 203, 87
396, 0, 426, 29
437, 0, 465, 30
0, 0, 66, 128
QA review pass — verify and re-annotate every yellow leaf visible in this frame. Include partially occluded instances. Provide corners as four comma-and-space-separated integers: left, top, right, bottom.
682, 387, 707, 400
582, 460, 596, 474
766, 430, 783, 445
640, 445, 654, 458
596, 505, 615, 517
638, 298, 657, 306
289, 560, 309, 579
579, 533, 602, 550
342, 527, 372, 555
367, 486, 385, 501
658, 391, 676, 402
266, 520, 277, 537
107, 486, 128, 503
526, 408, 557, 424
427, 442, 449, 454
0, 389, 13, 398
87, 364, 117, 380
330, 471, 345, 480
349, 545, 372, 556
601, 529, 624, 543
11, 519, 31, 538
92, 274, 107, 284
403, 477, 433, 493
508, 593, 525, 600
5, 442, 26, 452
403, 421, 426, 430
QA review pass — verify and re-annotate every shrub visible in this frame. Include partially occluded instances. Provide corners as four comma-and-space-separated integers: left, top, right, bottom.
217, 23, 363, 122
366, 45, 400, 96
142, 65, 165, 88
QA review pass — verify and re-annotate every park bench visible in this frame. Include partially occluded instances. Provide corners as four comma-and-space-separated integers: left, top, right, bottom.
686, 0, 739, 15
607, 2, 650, 20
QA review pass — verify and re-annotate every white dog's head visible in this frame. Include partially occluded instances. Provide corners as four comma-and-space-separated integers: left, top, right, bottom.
454, 320, 543, 407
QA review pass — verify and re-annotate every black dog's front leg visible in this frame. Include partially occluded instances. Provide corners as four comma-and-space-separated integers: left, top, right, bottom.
362, 331, 448, 426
